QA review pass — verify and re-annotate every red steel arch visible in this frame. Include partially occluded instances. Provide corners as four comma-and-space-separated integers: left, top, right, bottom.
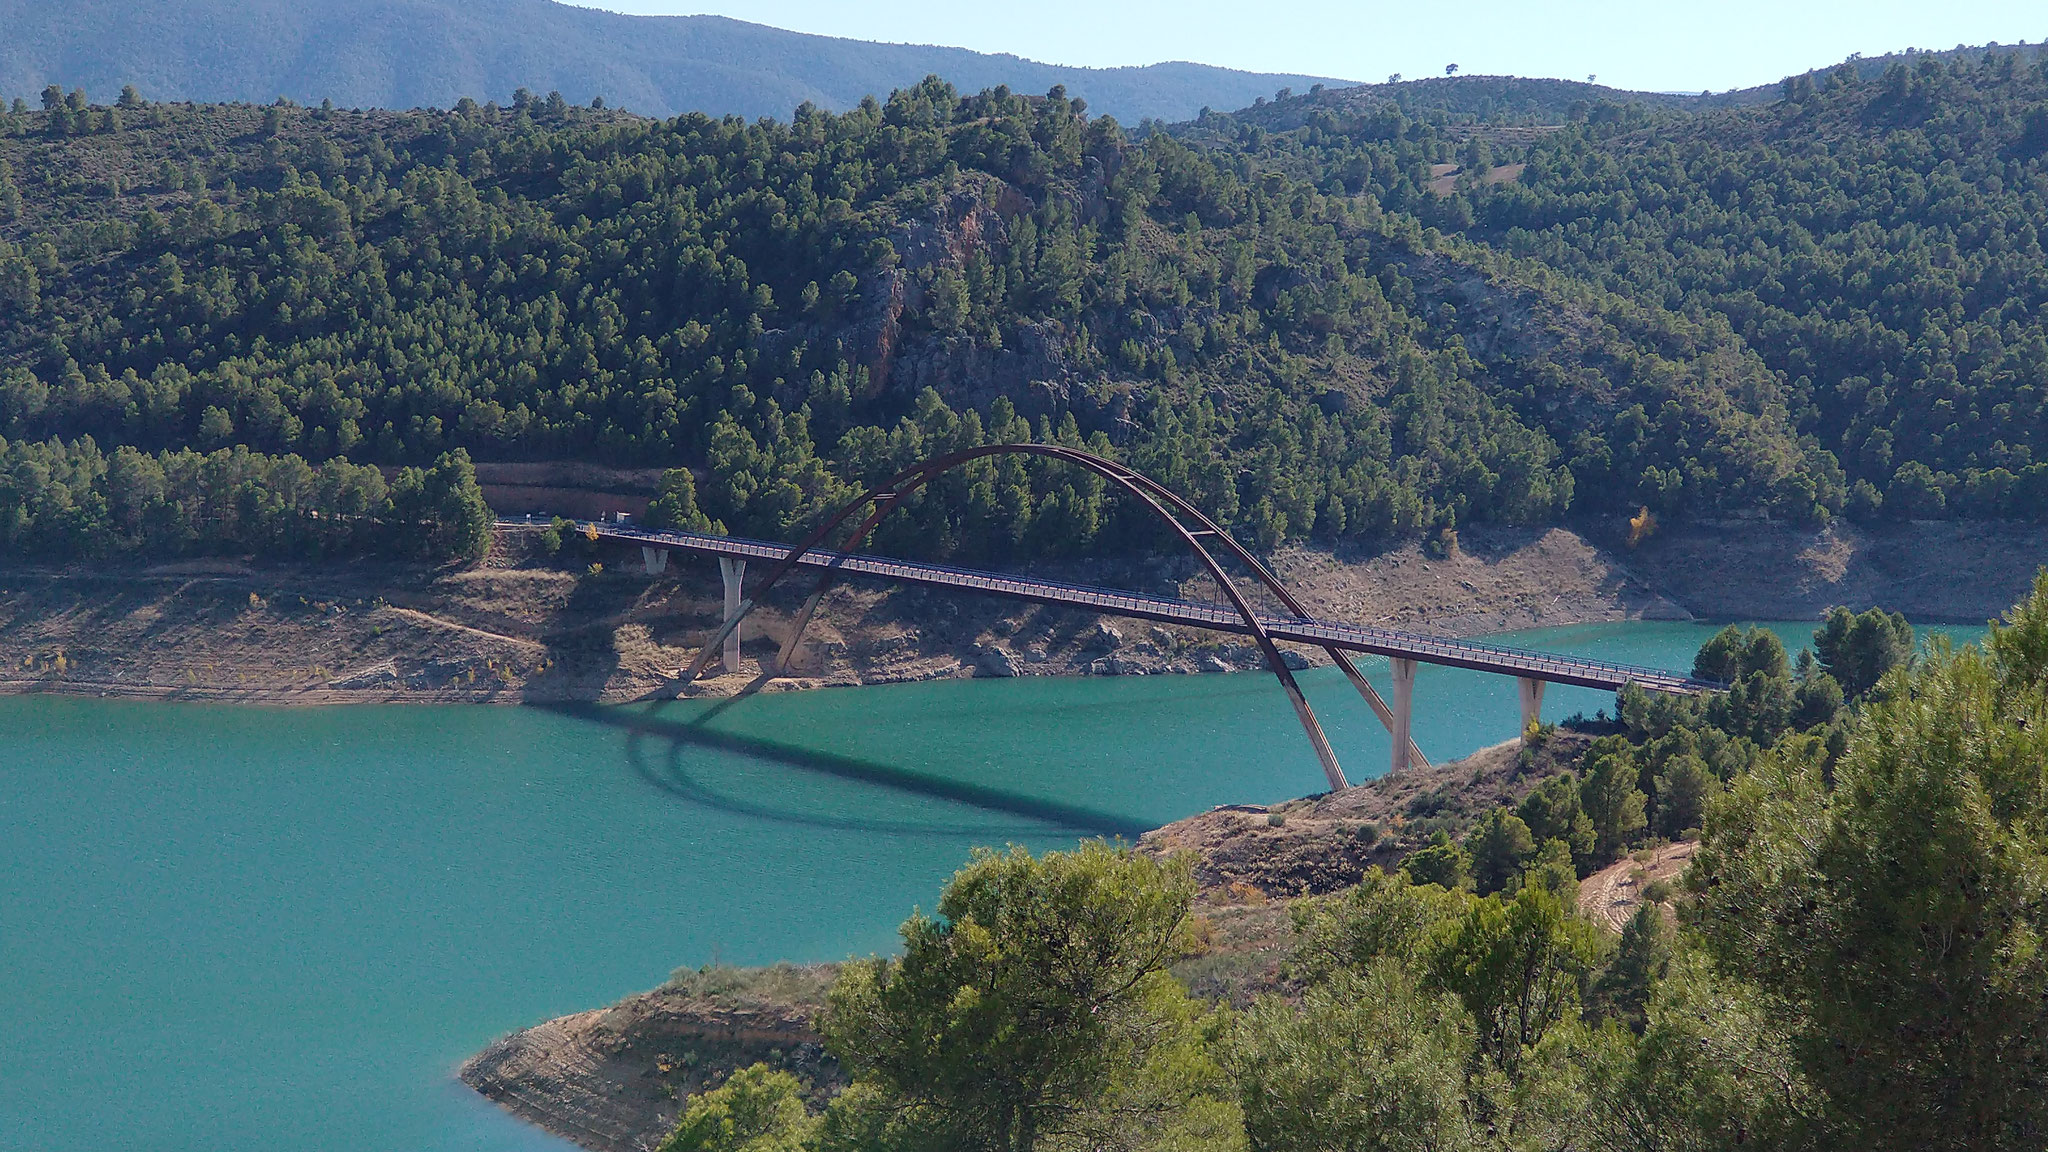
679, 444, 1427, 790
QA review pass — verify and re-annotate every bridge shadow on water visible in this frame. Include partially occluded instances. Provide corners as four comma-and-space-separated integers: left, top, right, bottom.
534, 696, 1153, 841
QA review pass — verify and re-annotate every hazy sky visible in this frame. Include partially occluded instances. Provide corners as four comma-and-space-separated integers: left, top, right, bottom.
579, 0, 2045, 93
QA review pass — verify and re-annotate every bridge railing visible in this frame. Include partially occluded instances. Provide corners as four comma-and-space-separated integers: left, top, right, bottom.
514, 517, 1718, 693
1283, 621, 1712, 690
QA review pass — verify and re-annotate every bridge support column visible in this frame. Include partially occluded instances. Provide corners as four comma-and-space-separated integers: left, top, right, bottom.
1327, 651, 1431, 772
641, 546, 668, 575
1518, 677, 1546, 737
719, 557, 746, 674
1390, 658, 1417, 774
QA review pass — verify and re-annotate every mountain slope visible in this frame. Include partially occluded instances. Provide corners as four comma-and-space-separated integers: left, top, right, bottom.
0, 0, 1344, 124
7, 49, 2048, 569
0, 80, 1836, 566
1174, 45, 2048, 522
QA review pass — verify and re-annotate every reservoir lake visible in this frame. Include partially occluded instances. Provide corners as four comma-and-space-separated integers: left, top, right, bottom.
0, 619, 1985, 1150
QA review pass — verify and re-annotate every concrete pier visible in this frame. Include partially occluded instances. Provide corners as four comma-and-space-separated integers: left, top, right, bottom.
718, 557, 746, 674
640, 546, 668, 574
1518, 677, 1546, 736
1390, 658, 1417, 774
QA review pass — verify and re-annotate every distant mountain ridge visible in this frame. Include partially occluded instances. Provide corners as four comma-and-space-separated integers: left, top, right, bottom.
0, 0, 1348, 123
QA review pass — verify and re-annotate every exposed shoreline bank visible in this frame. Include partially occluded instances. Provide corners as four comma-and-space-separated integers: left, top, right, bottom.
1, 518, 2040, 708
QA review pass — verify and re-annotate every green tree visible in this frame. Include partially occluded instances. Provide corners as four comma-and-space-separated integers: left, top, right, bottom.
197, 405, 235, 447
1688, 576, 2048, 1151
1650, 753, 1715, 838
656, 1064, 815, 1152
1790, 657, 1845, 729
1401, 831, 1474, 892
1518, 774, 1596, 869
1422, 884, 1604, 1076
1587, 905, 1669, 1032
1705, 661, 1796, 743
1579, 752, 1647, 864
0, 252, 36, 311
1518, 838, 1579, 900
1578, 954, 1821, 1151
647, 468, 721, 533
1288, 867, 1469, 984
1465, 807, 1536, 894
1988, 569, 2048, 694
820, 842, 1229, 1152
1692, 624, 1788, 684
389, 448, 492, 560
1813, 605, 1914, 698
1232, 962, 1477, 1152
0, 160, 21, 223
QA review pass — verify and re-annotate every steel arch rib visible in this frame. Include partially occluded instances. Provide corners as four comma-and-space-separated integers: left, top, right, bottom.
678, 444, 1370, 790
1096, 463, 1431, 770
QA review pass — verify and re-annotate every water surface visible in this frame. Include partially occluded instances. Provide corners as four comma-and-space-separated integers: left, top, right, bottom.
0, 619, 1982, 1150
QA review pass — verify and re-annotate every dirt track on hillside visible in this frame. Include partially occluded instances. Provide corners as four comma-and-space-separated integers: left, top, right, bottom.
1578, 840, 1698, 932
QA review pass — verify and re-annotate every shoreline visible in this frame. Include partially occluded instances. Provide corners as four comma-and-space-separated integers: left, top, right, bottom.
1, 519, 2040, 710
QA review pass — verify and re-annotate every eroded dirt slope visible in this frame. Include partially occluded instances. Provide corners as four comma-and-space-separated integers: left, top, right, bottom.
1137, 732, 1594, 899
1625, 519, 2048, 622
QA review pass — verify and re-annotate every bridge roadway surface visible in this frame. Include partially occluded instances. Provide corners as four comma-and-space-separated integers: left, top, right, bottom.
535, 519, 1718, 695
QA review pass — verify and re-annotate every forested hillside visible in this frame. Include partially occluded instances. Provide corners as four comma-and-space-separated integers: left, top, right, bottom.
1200, 44, 2048, 520
2, 46, 2045, 563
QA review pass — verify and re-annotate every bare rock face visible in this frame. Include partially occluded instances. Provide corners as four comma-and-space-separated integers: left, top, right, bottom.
1625, 519, 2048, 624
461, 967, 843, 1152
974, 645, 1021, 677
754, 175, 1106, 425
1140, 732, 1593, 899
463, 1010, 659, 1152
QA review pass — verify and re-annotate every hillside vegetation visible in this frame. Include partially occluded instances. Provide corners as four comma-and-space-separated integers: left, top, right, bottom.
2, 46, 2046, 563
1201, 44, 2048, 519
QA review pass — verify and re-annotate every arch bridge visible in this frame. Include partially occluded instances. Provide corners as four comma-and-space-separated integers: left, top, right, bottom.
532, 445, 1719, 790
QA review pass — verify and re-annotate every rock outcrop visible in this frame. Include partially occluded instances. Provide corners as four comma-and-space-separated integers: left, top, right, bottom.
461, 966, 843, 1152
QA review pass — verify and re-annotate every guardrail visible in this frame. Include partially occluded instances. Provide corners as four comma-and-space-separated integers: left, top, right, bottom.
507, 516, 1719, 695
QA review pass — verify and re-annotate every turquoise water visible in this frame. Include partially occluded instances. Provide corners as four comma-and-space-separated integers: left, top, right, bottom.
0, 620, 1985, 1150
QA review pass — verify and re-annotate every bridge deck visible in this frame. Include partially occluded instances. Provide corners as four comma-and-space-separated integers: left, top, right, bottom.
530, 519, 1717, 695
